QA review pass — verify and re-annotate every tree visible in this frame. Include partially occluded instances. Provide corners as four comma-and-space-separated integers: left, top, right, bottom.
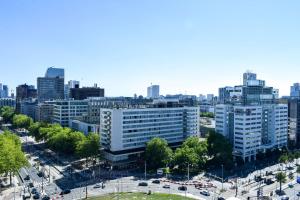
275, 172, 287, 193
145, 138, 173, 170
182, 137, 208, 168
0, 106, 15, 123
200, 112, 214, 118
13, 114, 33, 129
0, 131, 28, 185
173, 145, 199, 171
207, 131, 233, 168
279, 154, 288, 169
76, 133, 100, 168
173, 137, 208, 172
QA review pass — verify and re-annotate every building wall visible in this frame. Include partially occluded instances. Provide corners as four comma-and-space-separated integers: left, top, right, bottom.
100, 106, 199, 163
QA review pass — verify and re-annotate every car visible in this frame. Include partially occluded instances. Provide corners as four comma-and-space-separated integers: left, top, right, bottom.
24, 175, 30, 181
163, 184, 170, 189
42, 196, 50, 200
37, 171, 44, 177
178, 186, 187, 191
60, 189, 71, 195
288, 183, 294, 188
200, 190, 210, 196
93, 184, 101, 188
28, 182, 34, 188
31, 188, 37, 194
281, 196, 289, 200
276, 190, 286, 196
217, 197, 225, 200
138, 182, 148, 186
152, 180, 160, 184
297, 192, 300, 197
33, 193, 40, 199
23, 193, 31, 200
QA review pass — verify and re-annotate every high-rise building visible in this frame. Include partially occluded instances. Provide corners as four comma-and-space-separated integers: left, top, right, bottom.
37, 67, 64, 102
215, 72, 288, 162
291, 83, 300, 98
16, 84, 37, 113
64, 80, 80, 99
45, 67, 64, 78
2, 85, 8, 98
100, 104, 199, 166
70, 85, 104, 100
147, 85, 160, 99
20, 99, 37, 120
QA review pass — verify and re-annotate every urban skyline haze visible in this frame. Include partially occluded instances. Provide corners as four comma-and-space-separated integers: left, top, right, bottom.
1, 1, 300, 96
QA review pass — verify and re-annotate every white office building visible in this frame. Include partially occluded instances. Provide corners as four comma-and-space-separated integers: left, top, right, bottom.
215, 72, 288, 162
100, 106, 200, 166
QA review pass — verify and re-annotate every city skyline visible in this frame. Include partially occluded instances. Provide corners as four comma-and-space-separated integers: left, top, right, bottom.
1, 1, 300, 96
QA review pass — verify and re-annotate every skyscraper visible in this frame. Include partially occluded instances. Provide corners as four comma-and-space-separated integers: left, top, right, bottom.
16, 84, 37, 113
37, 67, 65, 102
45, 67, 64, 78
291, 83, 300, 98
215, 72, 288, 162
147, 85, 160, 99
2, 85, 8, 98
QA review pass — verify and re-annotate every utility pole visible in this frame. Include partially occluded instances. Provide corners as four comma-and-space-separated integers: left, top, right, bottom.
144, 161, 147, 180
187, 163, 190, 182
221, 164, 224, 191
235, 176, 238, 197
49, 165, 51, 183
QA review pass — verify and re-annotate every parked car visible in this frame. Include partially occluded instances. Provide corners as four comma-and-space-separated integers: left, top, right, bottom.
138, 182, 148, 186
281, 196, 289, 200
24, 175, 30, 181
93, 184, 101, 189
31, 188, 37, 194
33, 193, 40, 199
42, 196, 50, 200
217, 197, 225, 200
200, 190, 210, 196
152, 180, 160, 184
178, 186, 187, 191
60, 189, 71, 195
28, 182, 34, 188
163, 184, 170, 189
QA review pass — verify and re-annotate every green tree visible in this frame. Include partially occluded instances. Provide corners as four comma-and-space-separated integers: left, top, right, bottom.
173, 145, 199, 171
279, 154, 288, 170
0, 106, 15, 123
76, 133, 100, 168
13, 114, 33, 129
145, 138, 173, 170
0, 131, 28, 185
275, 172, 287, 193
182, 137, 208, 168
207, 131, 233, 168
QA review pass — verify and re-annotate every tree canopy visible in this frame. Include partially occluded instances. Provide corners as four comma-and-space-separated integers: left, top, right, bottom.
0, 106, 15, 123
0, 131, 28, 184
173, 136, 208, 171
207, 131, 233, 168
145, 137, 173, 170
13, 114, 33, 129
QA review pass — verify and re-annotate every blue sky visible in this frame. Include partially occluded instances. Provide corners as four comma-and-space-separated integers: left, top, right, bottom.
0, 0, 300, 96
